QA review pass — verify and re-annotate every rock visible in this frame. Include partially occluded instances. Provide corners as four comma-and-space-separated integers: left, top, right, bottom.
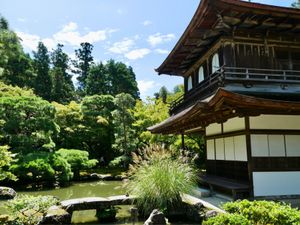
99, 174, 114, 180
114, 174, 128, 180
205, 210, 218, 219
185, 202, 204, 222
144, 209, 167, 225
0, 186, 16, 199
38, 206, 72, 225
90, 173, 101, 180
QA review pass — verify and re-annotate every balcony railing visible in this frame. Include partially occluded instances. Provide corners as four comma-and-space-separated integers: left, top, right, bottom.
169, 66, 300, 115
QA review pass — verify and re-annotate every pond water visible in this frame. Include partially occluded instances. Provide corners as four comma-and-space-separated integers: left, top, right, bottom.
0, 181, 196, 225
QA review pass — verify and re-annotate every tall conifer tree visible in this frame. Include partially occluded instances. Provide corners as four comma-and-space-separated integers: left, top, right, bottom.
33, 42, 52, 101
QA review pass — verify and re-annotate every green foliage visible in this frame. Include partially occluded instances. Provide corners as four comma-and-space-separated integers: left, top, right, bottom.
10, 151, 73, 183
127, 145, 197, 215
204, 200, 300, 225
85, 59, 139, 98
80, 95, 115, 160
158, 86, 168, 103
85, 63, 109, 96
33, 42, 52, 101
52, 101, 87, 150
56, 148, 98, 178
0, 145, 16, 181
0, 27, 35, 88
203, 213, 250, 225
0, 95, 58, 154
50, 152, 73, 182
10, 152, 55, 182
6, 194, 59, 225
133, 98, 176, 148
74, 42, 94, 91
108, 155, 130, 168
112, 93, 136, 156
0, 82, 35, 97
51, 44, 75, 104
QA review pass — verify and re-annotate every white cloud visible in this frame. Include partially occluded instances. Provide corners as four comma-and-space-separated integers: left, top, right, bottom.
108, 38, 135, 54
142, 20, 152, 26
155, 49, 169, 54
137, 80, 158, 97
147, 33, 175, 47
16, 31, 40, 51
42, 38, 56, 50
16, 22, 116, 52
61, 22, 78, 32
125, 48, 151, 60
53, 22, 116, 47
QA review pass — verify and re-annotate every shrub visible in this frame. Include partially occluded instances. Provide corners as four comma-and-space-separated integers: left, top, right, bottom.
56, 148, 98, 178
204, 200, 300, 225
203, 213, 250, 225
127, 145, 197, 215
108, 155, 130, 168
5, 194, 59, 225
10, 152, 73, 183
10, 152, 56, 182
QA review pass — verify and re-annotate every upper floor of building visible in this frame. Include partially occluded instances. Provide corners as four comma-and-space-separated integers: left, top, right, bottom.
155, 0, 300, 115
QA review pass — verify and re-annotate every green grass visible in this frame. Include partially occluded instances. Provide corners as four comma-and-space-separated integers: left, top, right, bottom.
127, 148, 197, 215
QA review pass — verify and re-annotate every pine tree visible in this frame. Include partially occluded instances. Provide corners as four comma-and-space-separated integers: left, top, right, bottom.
33, 42, 52, 101
51, 44, 75, 103
74, 42, 94, 91
85, 63, 109, 95
105, 59, 139, 98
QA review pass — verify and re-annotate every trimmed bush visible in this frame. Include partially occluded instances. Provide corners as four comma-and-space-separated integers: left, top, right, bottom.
203, 213, 250, 225
204, 200, 300, 225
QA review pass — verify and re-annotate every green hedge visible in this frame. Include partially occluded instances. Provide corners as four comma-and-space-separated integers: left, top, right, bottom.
203, 200, 300, 225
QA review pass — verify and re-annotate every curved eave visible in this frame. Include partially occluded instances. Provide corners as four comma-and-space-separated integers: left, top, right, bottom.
148, 88, 300, 134
156, 0, 300, 77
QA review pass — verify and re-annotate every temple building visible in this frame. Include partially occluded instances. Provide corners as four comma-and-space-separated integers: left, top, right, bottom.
148, 0, 300, 199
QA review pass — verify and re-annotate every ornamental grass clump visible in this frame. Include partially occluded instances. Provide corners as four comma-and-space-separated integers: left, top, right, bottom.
127, 144, 197, 215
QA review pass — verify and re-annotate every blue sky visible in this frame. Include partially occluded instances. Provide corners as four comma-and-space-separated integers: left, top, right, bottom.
1, 0, 295, 99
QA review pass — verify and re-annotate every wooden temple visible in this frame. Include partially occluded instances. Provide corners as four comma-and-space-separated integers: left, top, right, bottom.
148, 0, 300, 199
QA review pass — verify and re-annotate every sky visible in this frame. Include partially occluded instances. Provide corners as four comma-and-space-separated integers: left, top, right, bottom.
1, 0, 295, 99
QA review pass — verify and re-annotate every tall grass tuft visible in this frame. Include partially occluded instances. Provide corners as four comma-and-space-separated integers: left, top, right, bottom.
127, 144, 197, 215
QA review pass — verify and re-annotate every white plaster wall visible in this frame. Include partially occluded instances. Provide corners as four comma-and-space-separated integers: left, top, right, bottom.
224, 137, 235, 160
268, 135, 285, 157
206, 123, 222, 136
207, 139, 215, 160
251, 135, 269, 157
253, 171, 300, 196
223, 117, 245, 133
234, 135, 247, 161
215, 138, 225, 160
286, 135, 300, 157
250, 115, 300, 130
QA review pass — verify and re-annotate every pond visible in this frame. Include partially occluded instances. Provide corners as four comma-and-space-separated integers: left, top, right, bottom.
0, 181, 196, 225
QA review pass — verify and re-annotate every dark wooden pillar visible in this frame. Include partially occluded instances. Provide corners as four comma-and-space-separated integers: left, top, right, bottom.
181, 133, 185, 149
245, 116, 254, 198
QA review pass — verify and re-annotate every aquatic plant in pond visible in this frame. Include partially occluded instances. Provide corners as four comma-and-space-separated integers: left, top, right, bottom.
127, 145, 197, 215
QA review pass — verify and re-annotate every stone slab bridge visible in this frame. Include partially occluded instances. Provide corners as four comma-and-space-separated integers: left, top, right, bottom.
39, 195, 135, 224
